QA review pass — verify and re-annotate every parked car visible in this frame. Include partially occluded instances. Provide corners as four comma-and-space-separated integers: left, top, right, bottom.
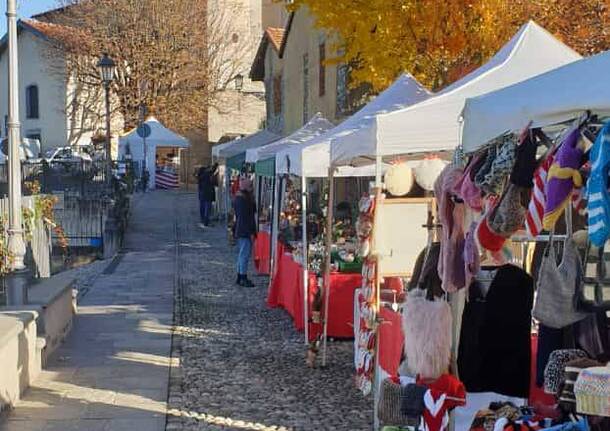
43, 147, 92, 164
0, 137, 41, 162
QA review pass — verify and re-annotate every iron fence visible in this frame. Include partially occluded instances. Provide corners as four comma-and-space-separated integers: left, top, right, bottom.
0, 160, 110, 197
52, 191, 109, 249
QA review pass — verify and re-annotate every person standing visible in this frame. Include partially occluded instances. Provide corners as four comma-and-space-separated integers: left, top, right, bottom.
233, 177, 256, 287
197, 165, 216, 228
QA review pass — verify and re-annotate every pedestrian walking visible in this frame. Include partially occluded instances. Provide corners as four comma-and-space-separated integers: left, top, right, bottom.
197, 164, 217, 228
233, 177, 256, 287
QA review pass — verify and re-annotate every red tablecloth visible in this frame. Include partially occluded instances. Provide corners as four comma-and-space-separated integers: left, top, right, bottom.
253, 230, 271, 275
267, 242, 361, 339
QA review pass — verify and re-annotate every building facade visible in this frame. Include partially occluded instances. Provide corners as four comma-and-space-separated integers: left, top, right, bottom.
251, 5, 354, 136
0, 20, 122, 156
204, 0, 271, 166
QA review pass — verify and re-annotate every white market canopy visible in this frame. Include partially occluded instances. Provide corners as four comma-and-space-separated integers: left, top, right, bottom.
279, 74, 432, 177
212, 129, 280, 160
246, 113, 334, 164
119, 116, 190, 159
331, 21, 582, 167
461, 49, 610, 153
118, 117, 190, 190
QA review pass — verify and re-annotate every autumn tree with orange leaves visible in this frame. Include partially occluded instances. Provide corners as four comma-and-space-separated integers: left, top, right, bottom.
292, 0, 609, 93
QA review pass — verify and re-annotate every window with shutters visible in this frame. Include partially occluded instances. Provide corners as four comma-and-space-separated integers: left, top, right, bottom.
319, 43, 326, 97
273, 75, 282, 115
336, 65, 348, 116
26, 85, 39, 119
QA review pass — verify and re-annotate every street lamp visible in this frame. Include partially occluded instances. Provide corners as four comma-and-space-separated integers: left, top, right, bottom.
234, 74, 244, 110
6, 0, 26, 272
97, 53, 116, 187
234, 73, 244, 91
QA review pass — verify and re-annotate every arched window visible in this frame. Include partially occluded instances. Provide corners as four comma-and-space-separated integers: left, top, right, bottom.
26, 85, 39, 119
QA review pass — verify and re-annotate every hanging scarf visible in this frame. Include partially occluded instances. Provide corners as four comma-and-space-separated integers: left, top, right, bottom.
543, 128, 584, 231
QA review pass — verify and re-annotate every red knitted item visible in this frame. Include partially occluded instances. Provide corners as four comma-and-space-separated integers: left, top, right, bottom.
477, 217, 506, 252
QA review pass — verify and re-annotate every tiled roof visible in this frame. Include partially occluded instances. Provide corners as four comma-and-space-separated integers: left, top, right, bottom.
22, 19, 90, 51
265, 27, 284, 52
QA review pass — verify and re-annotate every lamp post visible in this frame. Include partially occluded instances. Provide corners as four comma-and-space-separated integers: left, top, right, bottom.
234, 73, 243, 110
97, 53, 116, 188
6, 0, 26, 272
234, 73, 244, 91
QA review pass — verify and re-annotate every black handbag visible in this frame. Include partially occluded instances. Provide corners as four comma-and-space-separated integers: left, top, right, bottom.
576, 243, 610, 311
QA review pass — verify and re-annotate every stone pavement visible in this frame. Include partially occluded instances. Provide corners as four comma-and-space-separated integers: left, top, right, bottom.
166, 194, 372, 430
0, 191, 178, 431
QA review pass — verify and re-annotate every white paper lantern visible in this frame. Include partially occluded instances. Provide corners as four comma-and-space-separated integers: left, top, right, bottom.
384, 163, 414, 197
414, 157, 448, 191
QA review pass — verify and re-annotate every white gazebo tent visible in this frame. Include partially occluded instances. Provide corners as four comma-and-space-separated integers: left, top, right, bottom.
270, 75, 432, 346
461, 49, 610, 154
212, 129, 281, 219
276, 74, 432, 178
247, 115, 335, 343
246, 113, 333, 164
213, 129, 281, 161
331, 21, 582, 170
119, 117, 190, 190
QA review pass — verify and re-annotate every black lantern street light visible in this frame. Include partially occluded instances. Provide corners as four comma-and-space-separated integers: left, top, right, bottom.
97, 53, 116, 187
234, 73, 244, 91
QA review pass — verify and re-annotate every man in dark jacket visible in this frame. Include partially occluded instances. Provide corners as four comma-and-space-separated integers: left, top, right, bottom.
197, 164, 217, 227
233, 177, 256, 287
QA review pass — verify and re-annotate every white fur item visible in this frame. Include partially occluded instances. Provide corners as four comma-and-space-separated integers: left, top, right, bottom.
402, 293, 453, 380
385, 163, 414, 196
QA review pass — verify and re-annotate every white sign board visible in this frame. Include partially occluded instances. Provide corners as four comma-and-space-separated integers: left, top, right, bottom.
373, 198, 432, 277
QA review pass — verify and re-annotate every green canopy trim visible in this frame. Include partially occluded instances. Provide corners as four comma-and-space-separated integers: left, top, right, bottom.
255, 157, 275, 177
226, 152, 246, 171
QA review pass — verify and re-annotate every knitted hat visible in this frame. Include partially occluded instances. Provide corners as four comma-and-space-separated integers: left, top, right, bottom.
543, 128, 584, 230
455, 154, 484, 212
510, 131, 538, 188
477, 216, 506, 252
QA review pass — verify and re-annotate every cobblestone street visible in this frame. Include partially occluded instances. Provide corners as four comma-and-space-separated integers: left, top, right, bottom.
168, 192, 372, 430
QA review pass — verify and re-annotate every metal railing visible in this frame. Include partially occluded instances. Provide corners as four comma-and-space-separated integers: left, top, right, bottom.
0, 195, 53, 279
52, 191, 108, 249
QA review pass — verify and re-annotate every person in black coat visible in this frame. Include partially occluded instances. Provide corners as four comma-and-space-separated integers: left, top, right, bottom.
197, 164, 217, 227
233, 177, 256, 287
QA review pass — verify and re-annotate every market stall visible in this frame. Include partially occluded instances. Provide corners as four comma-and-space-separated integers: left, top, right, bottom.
211, 129, 280, 221
244, 114, 334, 276
271, 76, 433, 352
118, 117, 190, 190
449, 50, 610, 430
326, 21, 589, 431
364, 47, 610, 431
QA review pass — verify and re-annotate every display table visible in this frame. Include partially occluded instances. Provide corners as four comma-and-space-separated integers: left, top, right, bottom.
253, 230, 271, 275
267, 242, 361, 340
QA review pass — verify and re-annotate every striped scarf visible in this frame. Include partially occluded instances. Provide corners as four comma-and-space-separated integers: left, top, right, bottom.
526, 153, 555, 238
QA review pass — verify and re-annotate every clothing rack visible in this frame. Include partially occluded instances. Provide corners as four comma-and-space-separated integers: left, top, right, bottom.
511, 234, 568, 243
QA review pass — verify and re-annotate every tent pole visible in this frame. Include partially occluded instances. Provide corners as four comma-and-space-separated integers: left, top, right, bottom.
373, 156, 382, 431
270, 175, 281, 285
301, 175, 309, 345
225, 167, 230, 224
375, 154, 382, 188
321, 167, 335, 367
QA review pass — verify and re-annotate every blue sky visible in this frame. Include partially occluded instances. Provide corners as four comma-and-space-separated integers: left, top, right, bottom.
0, 1, 58, 34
